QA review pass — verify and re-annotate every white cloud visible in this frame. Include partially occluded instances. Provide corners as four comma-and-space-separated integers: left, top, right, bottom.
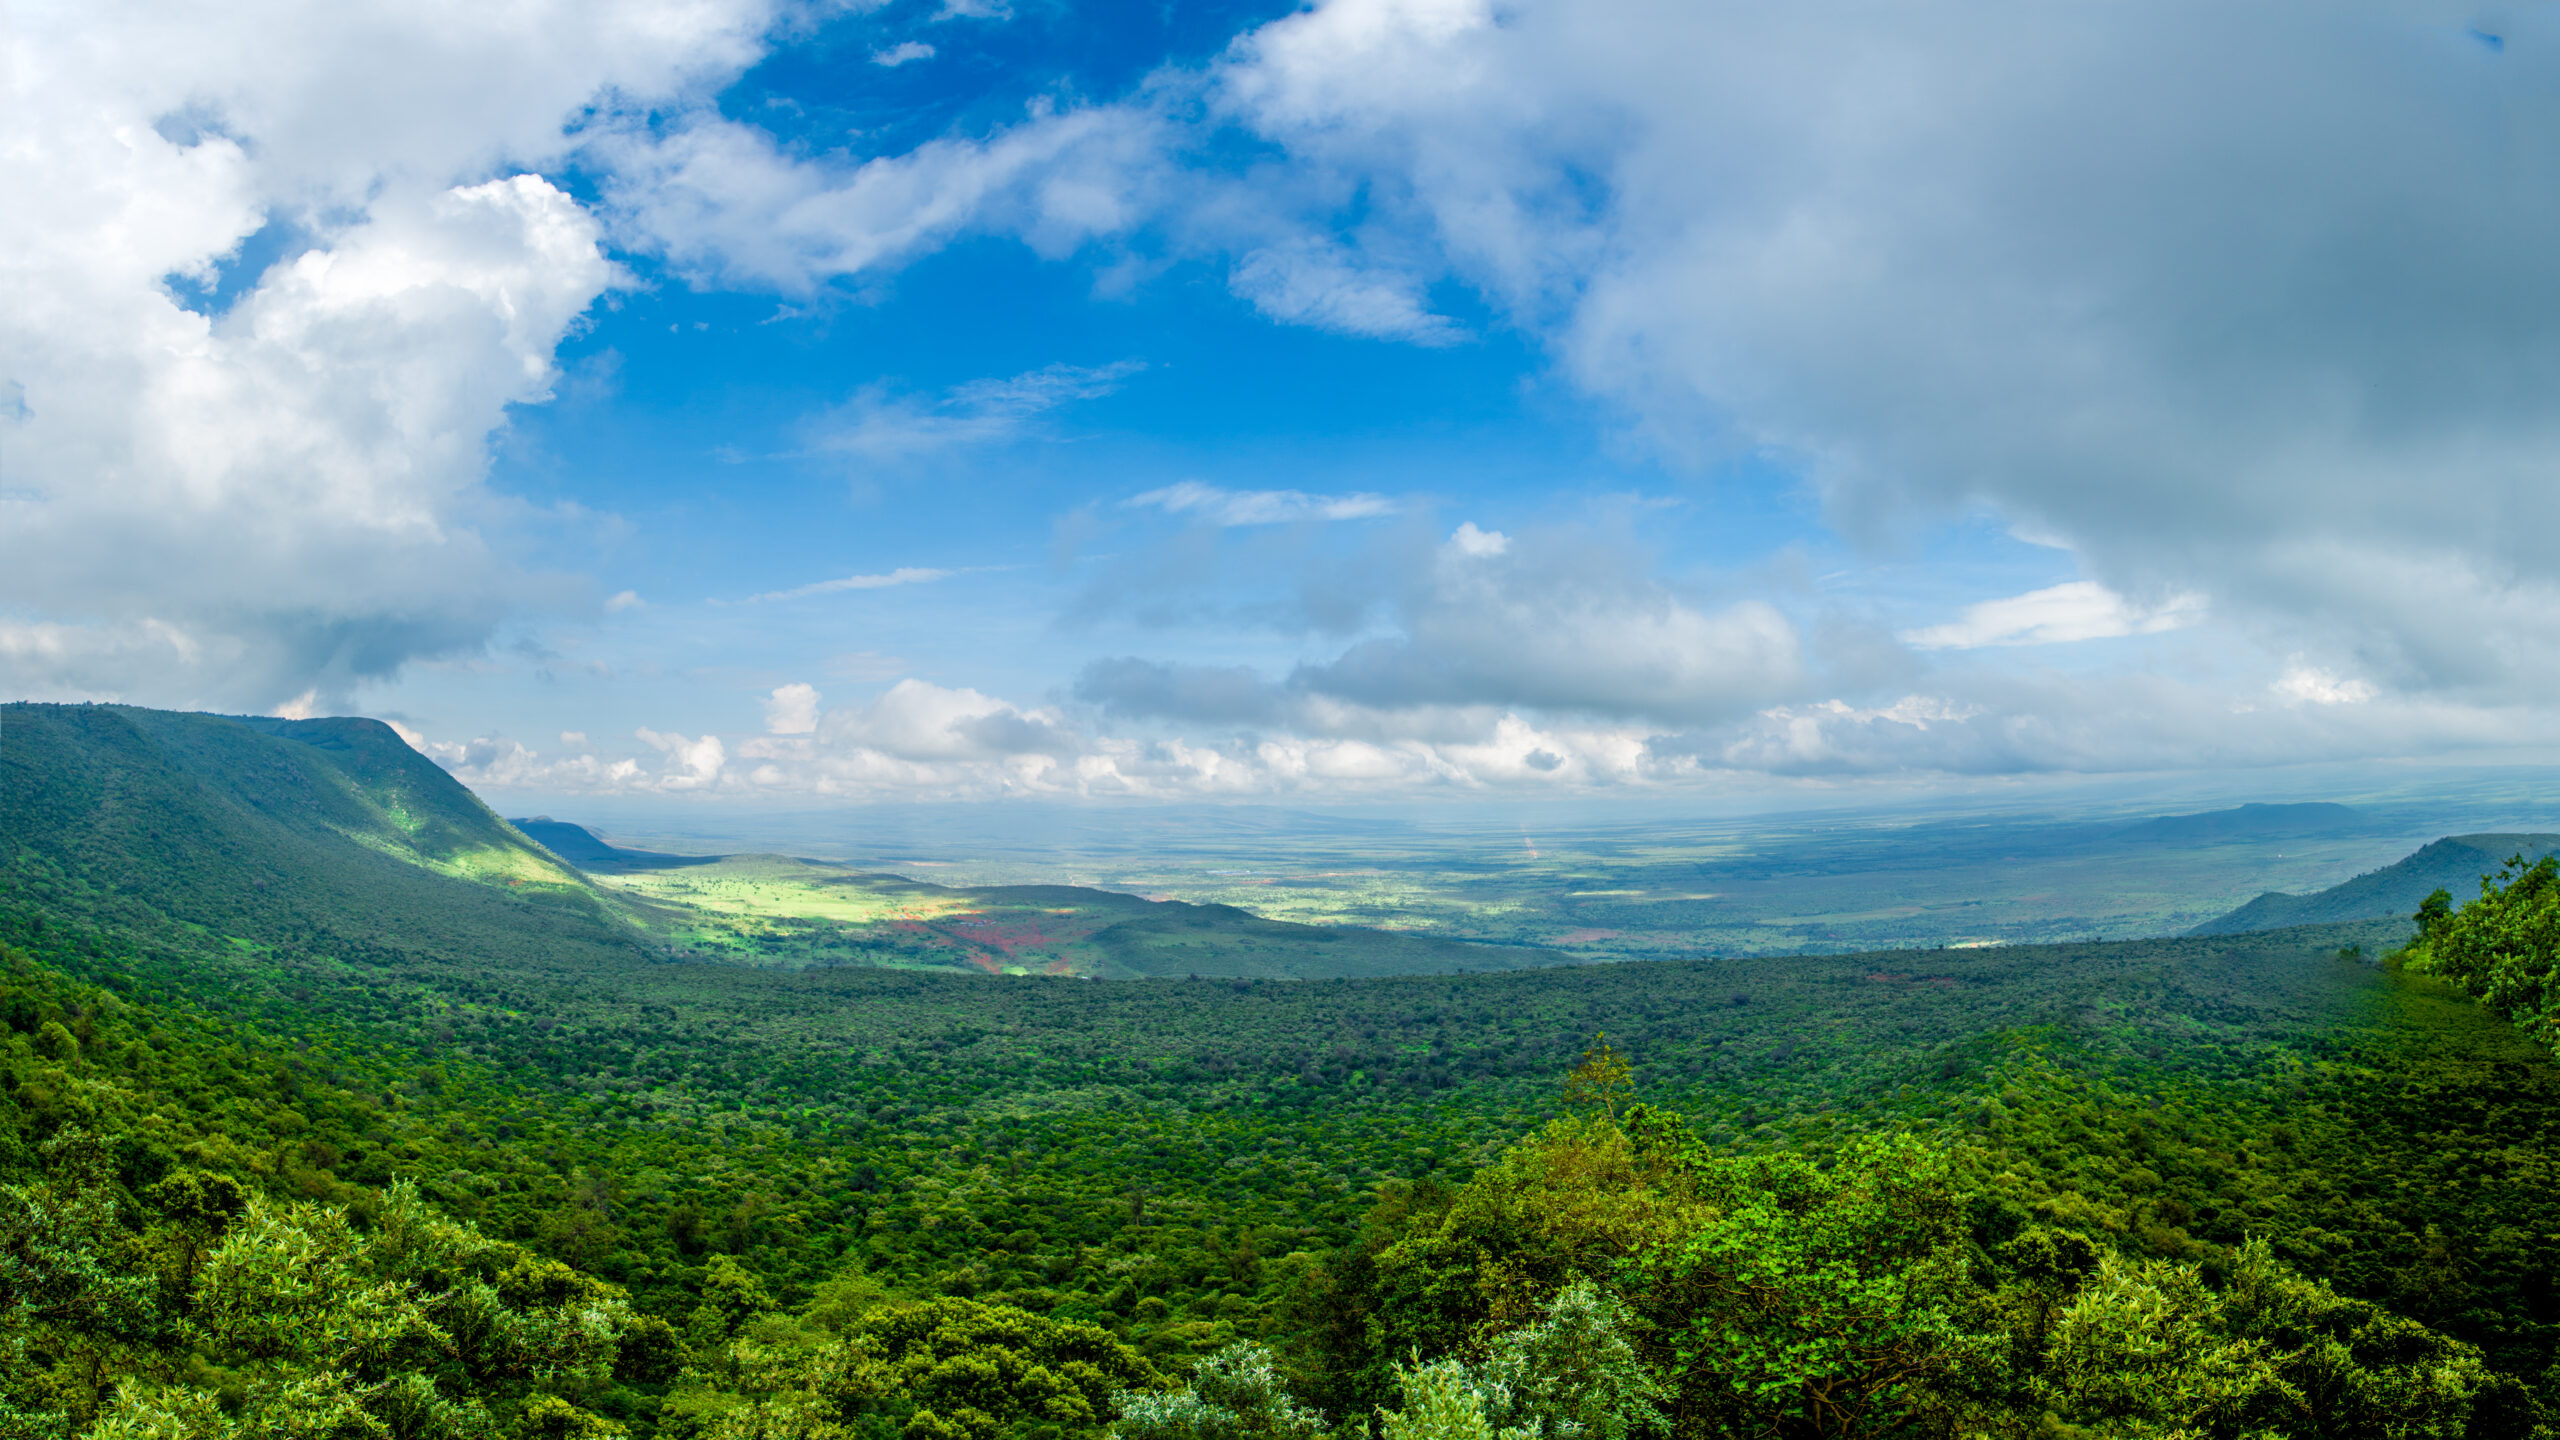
872, 41, 936, 66
594, 105, 1169, 294
764, 681, 822, 734
527, 0, 2560, 774
1125, 480, 1395, 526
605, 590, 646, 612
636, 726, 727, 788
817, 678, 1079, 762
1078, 521, 1804, 727
0, 0, 772, 711
0, 170, 620, 706
411, 650, 2531, 802
416, 734, 646, 791
1185, 0, 2560, 714
749, 567, 951, 602
1695, 671, 2517, 778
23, 0, 2560, 786
1900, 581, 2204, 650
1228, 239, 1463, 344
1294, 522, 1800, 724
2272, 663, 2376, 707
810, 361, 1144, 462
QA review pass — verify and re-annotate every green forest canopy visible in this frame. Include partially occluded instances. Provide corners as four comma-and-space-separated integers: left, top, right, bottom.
12, 705, 2560, 1437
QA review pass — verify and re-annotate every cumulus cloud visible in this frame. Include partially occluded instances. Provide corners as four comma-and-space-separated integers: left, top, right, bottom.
431, 679, 1670, 799
636, 726, 728, 788
1698, 665, 2530, 778
565, 0, 2560, 776
417, 638, 2521, 801
872, 41, 936, 66
409, 732, 645, 792
816, 678, 1081, 762
764, 682, 822, 734
0, 0, 771, 711
1, 171, 619, 706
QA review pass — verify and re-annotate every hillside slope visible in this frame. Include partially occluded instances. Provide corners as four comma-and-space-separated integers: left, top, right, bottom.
2189, 832, 2560, 936
0, 703, 652, 987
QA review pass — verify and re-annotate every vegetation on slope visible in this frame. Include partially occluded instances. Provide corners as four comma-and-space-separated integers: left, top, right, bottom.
10, 706, 2560, 1437
0, 704, 650, 983
2191, 833, 2560, 936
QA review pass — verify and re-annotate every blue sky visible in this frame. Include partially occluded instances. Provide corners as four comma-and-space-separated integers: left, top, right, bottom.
7, 0, 2558, 805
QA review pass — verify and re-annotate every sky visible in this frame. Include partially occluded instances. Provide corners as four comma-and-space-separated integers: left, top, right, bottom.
5, 0, 2560, 807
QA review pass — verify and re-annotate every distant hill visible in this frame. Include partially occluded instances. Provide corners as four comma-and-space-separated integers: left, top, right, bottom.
512, 817, 658, 867
2189, 832, 2560, 936
2112, 801, 2361, 845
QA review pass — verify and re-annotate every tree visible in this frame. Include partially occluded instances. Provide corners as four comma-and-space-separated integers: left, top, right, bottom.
2031, 1241, 2492, 1440
86, 1181, 646, 1440
2406, 856, 2560, 1057
673, 1298, 1156, 1440
1113, 1344, 1329, 1440
1559, 1040, 1631, 1121
1375, 1284, 1664, 1440
1633, 1138, 1984, 1440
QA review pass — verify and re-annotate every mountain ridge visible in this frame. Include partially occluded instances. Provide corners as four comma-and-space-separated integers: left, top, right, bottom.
2109, 800, 2362, 845
2190, 831, 2560, 936
0, 703, 635, 959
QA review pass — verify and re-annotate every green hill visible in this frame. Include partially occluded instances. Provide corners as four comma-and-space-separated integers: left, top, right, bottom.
2189, 832, 2560, 936
0, 703, 643, 976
